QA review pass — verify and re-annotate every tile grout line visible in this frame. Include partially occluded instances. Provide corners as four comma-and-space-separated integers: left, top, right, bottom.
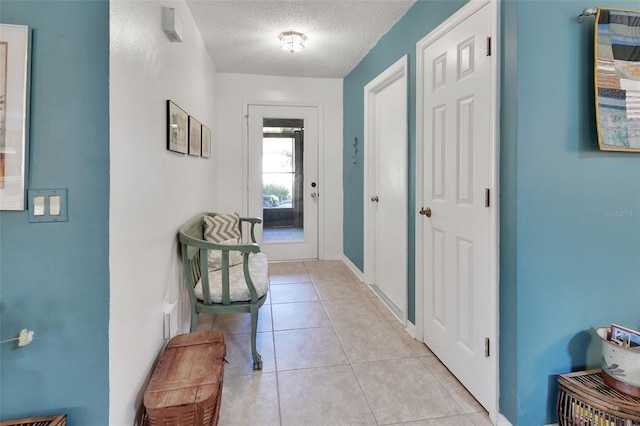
267, 273, 285, 426
305, 262, 384, 425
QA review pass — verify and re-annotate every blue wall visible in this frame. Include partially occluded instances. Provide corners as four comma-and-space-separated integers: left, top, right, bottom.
345, 0, 640, 424
499, 0, 519, 421
509, 1, 640, 424
343, 0, 468, 324
0, 2, 109, 424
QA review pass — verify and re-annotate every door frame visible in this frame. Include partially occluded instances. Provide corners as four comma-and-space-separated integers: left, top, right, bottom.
414, 0, 500, 420
242, 101, 325, 259
363, 55, 408, 324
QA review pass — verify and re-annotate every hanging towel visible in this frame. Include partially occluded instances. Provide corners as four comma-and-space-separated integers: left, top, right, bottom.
595, 8, 640, 151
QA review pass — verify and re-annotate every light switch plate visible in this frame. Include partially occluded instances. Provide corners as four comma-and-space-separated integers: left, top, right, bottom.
28, 189, 68, 223
33, 195, 45, 216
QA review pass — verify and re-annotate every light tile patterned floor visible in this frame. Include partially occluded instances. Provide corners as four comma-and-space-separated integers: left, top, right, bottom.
197, 260, 493, 426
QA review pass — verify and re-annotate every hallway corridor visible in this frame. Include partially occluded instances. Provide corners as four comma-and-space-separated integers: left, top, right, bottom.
197, 260, 492, 425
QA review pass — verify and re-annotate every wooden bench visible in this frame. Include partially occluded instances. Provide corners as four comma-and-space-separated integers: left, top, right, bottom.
178, 212, 269, 370
143, 331, 226, 426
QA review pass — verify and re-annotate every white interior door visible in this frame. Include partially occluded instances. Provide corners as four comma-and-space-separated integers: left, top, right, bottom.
417, 1, 497, 417
364, 56, 408, 322
247, 104, 319, 261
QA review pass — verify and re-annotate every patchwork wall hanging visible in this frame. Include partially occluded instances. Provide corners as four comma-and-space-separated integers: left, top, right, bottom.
595, 7, 640, 152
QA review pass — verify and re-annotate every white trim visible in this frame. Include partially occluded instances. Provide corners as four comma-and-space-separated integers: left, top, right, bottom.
415, 0, 500, 422
405, 320, 418, 340
342, 255, 364, 282
363, 54, 409, 325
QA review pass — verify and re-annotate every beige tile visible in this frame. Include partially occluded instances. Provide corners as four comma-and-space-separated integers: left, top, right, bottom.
271, 301, 331, 331
387, 414, 475, 425
308, 267, 355, 283
302, 259, 346, 271
421, 357, 484, 413
269, 283, 319, 304
466, 412, 493, 425
211, 260, 490, 426
211, 305, 272, 334
269, 272, 312, 285
313, 279, 368, 301
269, 261, 308, 273
222, 332, 275, 377
334, 321, 414, 362
359, 282, 379, 298
352, 358, 463, 424
371, 296, 401, 321
274, 327, 348, 371
269, 261, 312, 284
195, 313, 215, 331
311, 276, 362, 286
218, 372, 280, 426
278, 365, 377, 425
323, 298, 387, 330
389, 322, 435, 357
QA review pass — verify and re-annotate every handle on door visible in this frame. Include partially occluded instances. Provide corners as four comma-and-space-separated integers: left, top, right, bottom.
311, 192, 318, 199
371, 196, 379, 203
419, 207, 432, 217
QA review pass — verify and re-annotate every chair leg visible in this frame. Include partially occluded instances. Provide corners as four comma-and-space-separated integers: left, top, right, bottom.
190, 306, 199, 332
250, 305, 262, 370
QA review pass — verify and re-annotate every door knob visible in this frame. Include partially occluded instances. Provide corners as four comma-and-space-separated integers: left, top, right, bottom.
371, 196, 379, 203
311, 192, 318, 199
419, 207, 432, 217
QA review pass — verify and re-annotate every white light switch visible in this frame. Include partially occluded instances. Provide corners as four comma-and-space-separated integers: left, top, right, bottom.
28, 189, 68, 223
34, 196, 45, 216
49, 195, 61, 216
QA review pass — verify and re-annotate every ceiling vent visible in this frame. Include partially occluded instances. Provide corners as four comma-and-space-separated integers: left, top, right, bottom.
162, 7, 183, 43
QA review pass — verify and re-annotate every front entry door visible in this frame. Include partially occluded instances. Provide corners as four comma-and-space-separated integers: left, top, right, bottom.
247, 104, 319, 261
417, 1, 497, 416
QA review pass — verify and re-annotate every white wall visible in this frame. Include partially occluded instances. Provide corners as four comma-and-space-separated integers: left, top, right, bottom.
215, 73, 344, 259
109, 1, 217, 423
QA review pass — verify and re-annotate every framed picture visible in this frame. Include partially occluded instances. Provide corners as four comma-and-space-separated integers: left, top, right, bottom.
201, 125, 211, 158
166, 100, 188, 154
0, 24, 31, 211
188, 116, 202, 157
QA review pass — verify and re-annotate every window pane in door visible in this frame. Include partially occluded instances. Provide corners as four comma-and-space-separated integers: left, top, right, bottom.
262, 122, 304, 242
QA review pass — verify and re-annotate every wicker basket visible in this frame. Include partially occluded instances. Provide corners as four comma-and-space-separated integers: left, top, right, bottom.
557, 369, 640, 425
0, 415, 66, 426
144, 331, 225, 426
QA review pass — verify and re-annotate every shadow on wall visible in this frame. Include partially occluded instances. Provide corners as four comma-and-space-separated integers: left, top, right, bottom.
544, 330, 598, 422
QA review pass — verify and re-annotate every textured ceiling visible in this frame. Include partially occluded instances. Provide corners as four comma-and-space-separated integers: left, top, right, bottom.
186, 1, 416, 78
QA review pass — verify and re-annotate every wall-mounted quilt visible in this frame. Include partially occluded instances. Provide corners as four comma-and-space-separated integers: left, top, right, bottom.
595, 8, 640, 152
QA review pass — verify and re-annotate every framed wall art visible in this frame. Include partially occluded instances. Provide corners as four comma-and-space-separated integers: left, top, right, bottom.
0, 24, 31, 211
594, 7, 640, 151
166, 100, 188, 154
188, 116, 202, 157
201, 125, 211, 158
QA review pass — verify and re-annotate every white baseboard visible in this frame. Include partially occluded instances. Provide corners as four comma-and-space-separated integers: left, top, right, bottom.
341, 255, 364, 281
405, 320, 418, 340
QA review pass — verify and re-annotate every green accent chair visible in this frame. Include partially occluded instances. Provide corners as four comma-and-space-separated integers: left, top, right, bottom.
178, 212, 269, 370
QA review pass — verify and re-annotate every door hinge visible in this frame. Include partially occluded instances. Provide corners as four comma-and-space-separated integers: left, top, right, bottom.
485, 337, 490, 357
486, 36, 492, 56
485, 188, 490, 208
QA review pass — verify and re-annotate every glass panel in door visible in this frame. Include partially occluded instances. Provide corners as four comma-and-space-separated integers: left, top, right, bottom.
262, 119, 304, 242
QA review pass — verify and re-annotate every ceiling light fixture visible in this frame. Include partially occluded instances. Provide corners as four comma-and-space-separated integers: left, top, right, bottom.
278, 31, 306, 53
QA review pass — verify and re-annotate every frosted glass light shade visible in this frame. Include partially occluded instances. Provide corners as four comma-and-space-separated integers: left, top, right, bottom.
279, 31, 306, 53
